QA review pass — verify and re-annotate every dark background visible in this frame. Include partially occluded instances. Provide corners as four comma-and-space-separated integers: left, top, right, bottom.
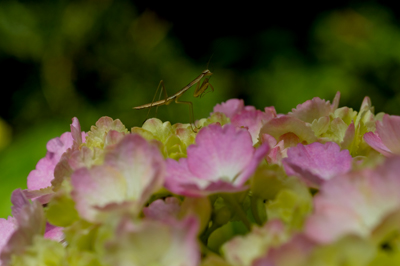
1, 0, 400, 216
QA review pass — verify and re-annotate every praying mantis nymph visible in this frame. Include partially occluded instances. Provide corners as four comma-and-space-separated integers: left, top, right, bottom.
133, 69, 214, 132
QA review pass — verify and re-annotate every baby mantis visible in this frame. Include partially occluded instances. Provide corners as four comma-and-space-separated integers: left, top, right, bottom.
133, 69, 214, 131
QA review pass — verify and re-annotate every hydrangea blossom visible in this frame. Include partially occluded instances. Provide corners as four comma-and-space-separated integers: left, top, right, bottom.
3, 92, 400, 266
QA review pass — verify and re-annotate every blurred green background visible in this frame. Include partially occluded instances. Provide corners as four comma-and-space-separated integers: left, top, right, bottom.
1, 0, 400, 217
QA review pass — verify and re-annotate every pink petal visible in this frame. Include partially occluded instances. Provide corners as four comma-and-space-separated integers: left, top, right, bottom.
65, 146, 98, 170
231, 109, 276, 144
1, 189, 46, 265
236, 142, 270, 185
187, 124, 255, 183
266, 146, 284, 164
165, 160, 248, 197
71, 166, 129, 222
143, 197, 181, 220
283, 142, 352, 186
261, 134, 278, 148
105, 130, 126, 147
165, 124, 268, 196
261, 134, 285, 164
71, 134, 165, 222
27, 132, 73, 191
0, 217, 17, 256
22, 188, 54, 205
305, 156, 400, 243
27, 117, 86, 191
165, 158, 206, 197
289, 94, 339, 124
331, 92, 341, 110
179, 180, 250, 197
44, 223, 64, 242
365, 114, 400, 155
104, 134, 165, 205
305, 203, 361, 243
364, 132, 392, 156
212, 99, 246, 119
70, 117, 84, 149
265, 106, 278, 118
360, 96, 372, 112
10, 188, 31, 217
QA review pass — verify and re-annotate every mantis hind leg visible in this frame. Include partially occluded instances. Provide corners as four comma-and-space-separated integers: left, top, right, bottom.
144, 80, 169, 123
174, 96, 200, 132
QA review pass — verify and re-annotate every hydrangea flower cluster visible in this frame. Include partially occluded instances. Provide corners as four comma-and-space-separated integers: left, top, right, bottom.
2, 92, 400, 265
